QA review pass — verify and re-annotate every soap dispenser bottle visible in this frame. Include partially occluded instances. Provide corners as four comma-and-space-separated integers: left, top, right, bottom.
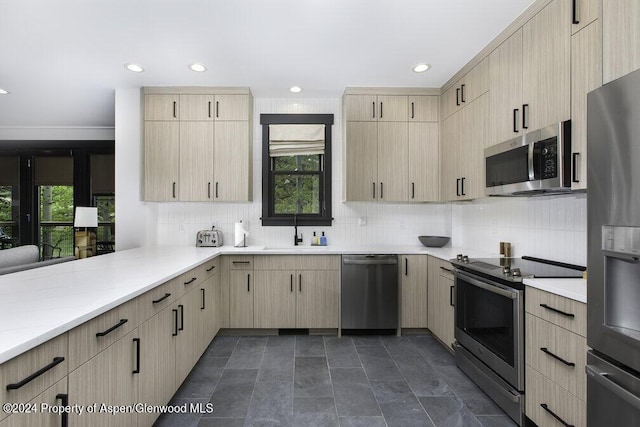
312, 231, 318, 246
320, 232, 327, 246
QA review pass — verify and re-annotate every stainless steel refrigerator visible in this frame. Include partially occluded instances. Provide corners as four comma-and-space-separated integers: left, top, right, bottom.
587, 67, 640, 426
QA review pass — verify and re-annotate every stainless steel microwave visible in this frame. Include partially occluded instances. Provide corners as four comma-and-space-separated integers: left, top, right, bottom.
484, 121, 572, 196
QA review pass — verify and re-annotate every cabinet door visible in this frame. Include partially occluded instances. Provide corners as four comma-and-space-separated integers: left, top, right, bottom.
145, 94, 179, 121
344, 122, 378, 201
441, 83, 461, 120
378, 95, 408, 122
401, 255, 428, 328
408, 122, 439, 202
180, 94, 215, 121
458, 93, 489, 200
179, 121, 214, 201
460, 58, 490, 105
296, 270, 339, 328
213, 121, 251, 201
214, 94, 251, 121
439, 113, 459, 201
522, 0, 571, 132
377, 122, 408, 201
199, 274, 218, 346
603, 0, 640, 83
440, 272, 455, 349
68, 330, 139, 427
572, 0, 599, 34
571, 20, 601, 190
175, 289, 201, 386
427, 257, 454, 348
344, 95, 377, 121
408, 96, 438, 122
144, 121, 179, 201
253, 270, 296, 328
229, 270, 253, 328
427, 256, 442, 338
489, 29, 523, 145
2, 379, 66, 427
137, 309, 176, 427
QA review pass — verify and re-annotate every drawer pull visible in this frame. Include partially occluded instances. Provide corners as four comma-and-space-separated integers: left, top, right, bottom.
540, 403, 574, 427
201, 288, 206, 310
152, 293, 171, 304
540, 303, 575, 318
184, 277, 197, 285
133, 338, 141, 374
56, 393, 69, 427
206, 265, 216, 272
6, 357, 65, 390
540, 347, 575, 367
172, 309, 178, 336
178, 305, 184, 331
96, 319, 128, 337
440, 266, 452, 273
233, 261, 250, 264
449, 285, 455, 307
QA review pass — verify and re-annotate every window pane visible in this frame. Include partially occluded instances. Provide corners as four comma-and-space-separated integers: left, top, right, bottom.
273, 155, 320, 172
0, 186, 18, 247
40, 185, 74, 257
95, 194, 115, 254
274, 175, 320, 214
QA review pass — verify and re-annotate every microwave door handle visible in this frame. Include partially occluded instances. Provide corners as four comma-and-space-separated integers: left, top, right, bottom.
455, 270, 518, 300
528, 142, 535, 181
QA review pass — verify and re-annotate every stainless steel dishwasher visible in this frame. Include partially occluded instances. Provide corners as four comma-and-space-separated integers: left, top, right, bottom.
341, 255, 398, 330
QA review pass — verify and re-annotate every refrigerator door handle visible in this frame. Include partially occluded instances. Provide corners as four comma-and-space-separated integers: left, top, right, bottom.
586, 365, 640, 411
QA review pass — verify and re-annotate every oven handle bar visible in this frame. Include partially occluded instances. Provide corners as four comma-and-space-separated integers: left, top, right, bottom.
454, 270, 518, 300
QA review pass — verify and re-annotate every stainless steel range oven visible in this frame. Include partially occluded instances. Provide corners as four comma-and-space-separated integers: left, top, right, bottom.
451, 255, 584, 426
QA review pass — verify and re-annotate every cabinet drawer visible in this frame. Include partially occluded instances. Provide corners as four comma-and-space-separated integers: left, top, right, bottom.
526, 287, 586, 336
254, 255, 297, 270
173, 268, 206, 298
525, 314, 587, 400
137, 279, 177, 322
200, 257, 220, 278
68, 298, 138, 370
228, 255, 254, 270
438, 261, 454, 280
297, 255, 340, 270
526, 366, 586, 427
0, 334, 68, 419
1, 378, 67, 426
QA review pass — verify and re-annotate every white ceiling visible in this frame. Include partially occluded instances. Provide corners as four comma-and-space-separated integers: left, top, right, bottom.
0, 0, 535, 129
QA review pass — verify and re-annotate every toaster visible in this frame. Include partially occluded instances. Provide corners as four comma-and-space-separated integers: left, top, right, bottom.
196, 229, 223, 247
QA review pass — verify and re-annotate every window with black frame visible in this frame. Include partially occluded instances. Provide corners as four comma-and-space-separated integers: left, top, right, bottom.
260, 114, 333, 226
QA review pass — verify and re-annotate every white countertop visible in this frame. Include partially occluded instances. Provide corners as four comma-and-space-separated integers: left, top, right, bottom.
523, 278, 587, 304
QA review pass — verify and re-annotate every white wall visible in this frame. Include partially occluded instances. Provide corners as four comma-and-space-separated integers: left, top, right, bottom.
114, 94, 587, 266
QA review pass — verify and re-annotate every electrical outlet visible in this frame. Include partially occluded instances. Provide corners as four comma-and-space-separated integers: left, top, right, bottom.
358, 217, 367, 226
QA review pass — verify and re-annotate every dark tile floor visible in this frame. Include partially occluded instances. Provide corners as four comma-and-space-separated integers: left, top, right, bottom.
154, 334, 518, 427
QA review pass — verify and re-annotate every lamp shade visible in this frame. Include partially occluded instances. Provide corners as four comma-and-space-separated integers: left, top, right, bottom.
74, 207, 98, 228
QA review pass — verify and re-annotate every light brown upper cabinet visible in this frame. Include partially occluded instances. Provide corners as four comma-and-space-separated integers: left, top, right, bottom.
571, 20, 602, 190
571, 0, 599, 34
440, 93, 489, 201
441, 58, 489, 120
603, 0, 640, 84
143, 88, 253, 202
490, 0, 570, 146
344, 90, 439, 202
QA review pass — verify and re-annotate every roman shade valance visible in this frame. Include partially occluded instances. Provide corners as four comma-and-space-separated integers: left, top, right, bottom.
34, 157, 73, 186
268, 124, 325, 157
0, 157, 19, 186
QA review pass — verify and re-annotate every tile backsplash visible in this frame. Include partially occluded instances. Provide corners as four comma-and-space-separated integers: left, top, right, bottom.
147, 97, 587, 266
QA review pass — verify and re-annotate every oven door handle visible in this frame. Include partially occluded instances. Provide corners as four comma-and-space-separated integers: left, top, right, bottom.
455, 270, 518, 300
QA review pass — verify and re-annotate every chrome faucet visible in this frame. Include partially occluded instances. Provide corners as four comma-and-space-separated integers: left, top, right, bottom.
293, 214, 303, 246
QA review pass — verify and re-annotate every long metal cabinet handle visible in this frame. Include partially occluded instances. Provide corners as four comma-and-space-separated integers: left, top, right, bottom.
456, 178, 461, 197
201, 288, 206, 310
152, 293, 171, 304
572, 153, 580, 183
456, 88, 460, 106
449, 285, 455, 306
372, 182, 376, 199
247, 274, 251, 292
540, 404, 574, 427
96, 319, 128, 337
290, 274, 293, 292
411, 102, 415, 119
460, 84, 466, 103
461, 177, 466, 196
178, 305, 184, 330
299, 274, 302, 292
216, 101, 219, 118
586, 365, 640, 411
343, 258, 398, 265
233, 261, 251, 264
172, 182, 176, 199
372, 102, 375, 119
184, 277, 197, 285
513, 109, 520, 133
540, 347, 575, 367
172, 309, 178, 336
528, 142, 535, 181
56, 393, 69, 427
440, 266, 452, 273
208, 101, 212, 118
540, 303, 575, 318
522, 104, 529, 129
405, 258, 408, 276
132, 338, 141, 374
456, 270, 518, 299
6, 357, 65, 390
173, 101, 177, 118
380, 182, 383, 199
411, 182, 415, 199
208, 182, 211, 198
206, 265, 216, 272
215, 182, 219, 198
572, 0, 580, 24
380, 102, 383, 118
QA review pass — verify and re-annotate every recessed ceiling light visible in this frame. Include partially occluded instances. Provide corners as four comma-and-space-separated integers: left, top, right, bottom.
413, 63, 431, 73
189, 63, 207, 72
124, 63, 145, 73
0, 88, 9, 95
290, 86, 302, 93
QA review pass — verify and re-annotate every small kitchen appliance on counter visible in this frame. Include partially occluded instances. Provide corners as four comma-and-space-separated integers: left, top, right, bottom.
196, 227, 223, 247
450, 254, 585, 426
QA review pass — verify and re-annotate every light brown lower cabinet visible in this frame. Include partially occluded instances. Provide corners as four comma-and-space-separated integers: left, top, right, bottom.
526, 366, 586, 427
296, 270, 339, 329
68, 329, 139, 427
175, 288, 202, 387
427, 256, 455, 349
229, 270, 254, 328
400, 255, 428, 328
254, 270, 297, 328
0, 379, 67, 427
